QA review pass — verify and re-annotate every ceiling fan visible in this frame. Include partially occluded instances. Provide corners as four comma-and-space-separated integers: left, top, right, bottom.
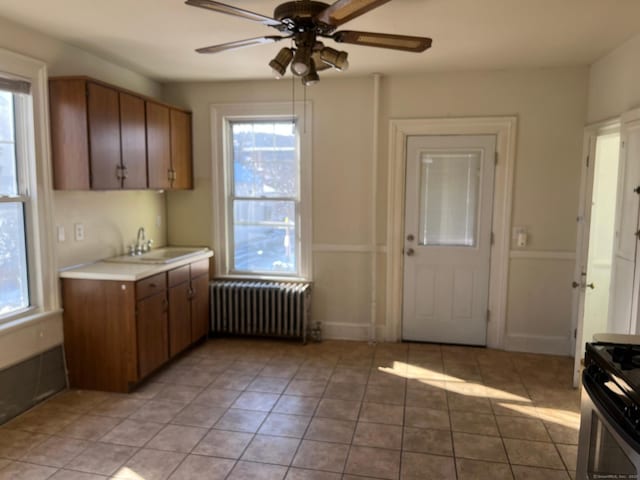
185, 0, 432, 85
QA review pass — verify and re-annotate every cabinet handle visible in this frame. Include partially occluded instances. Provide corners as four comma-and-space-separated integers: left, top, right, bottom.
122, 167, 128, 179
162, 297, 168, 312
149, 283, 157, 288
115, 165, 123, 180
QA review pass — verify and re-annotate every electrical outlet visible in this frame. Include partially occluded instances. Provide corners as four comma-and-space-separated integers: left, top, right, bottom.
74, 223, 85, 241
57, 225, 65, 242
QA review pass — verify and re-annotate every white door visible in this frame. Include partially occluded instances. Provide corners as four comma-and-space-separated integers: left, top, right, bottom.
610, 114, 640, 335
571, 128, 620, 387
402, 135, 496, 345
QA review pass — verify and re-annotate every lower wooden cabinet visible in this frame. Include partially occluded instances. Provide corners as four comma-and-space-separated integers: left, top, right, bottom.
137, 289, 169, 379
191, 274, 210, 342
62, 259, 209, 392
168, 260, 210, 357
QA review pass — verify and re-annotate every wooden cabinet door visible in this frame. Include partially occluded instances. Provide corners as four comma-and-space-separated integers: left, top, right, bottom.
88, 82, 122, 190
169, 282, 192, 357
136, 292, 169, 378
49, 79, 90, 190
170, 109, 193, 189
62, 279, 137, 392
146, 101, 171, 189
119, 92, 147, 189
190, 274, 210, 342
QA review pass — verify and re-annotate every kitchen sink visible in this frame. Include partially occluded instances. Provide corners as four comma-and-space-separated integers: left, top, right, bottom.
105, 247, 210, 265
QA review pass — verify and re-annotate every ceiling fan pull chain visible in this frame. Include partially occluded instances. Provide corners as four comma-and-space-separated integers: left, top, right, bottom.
303, 82, 307, 134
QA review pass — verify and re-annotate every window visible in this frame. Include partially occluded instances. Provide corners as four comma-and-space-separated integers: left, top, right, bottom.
0, 86, 30, 317
0, 49, 58, 326
212, 103, 312, 280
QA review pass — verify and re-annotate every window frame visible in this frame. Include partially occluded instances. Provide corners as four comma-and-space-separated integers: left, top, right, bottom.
0, 49, 58, 328
211, 102, 312, 281
0, 90, 31, 318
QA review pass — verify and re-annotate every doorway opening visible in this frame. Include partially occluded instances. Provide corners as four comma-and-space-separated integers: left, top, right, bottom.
581, 133, 620, 346
572, 126, 621, 385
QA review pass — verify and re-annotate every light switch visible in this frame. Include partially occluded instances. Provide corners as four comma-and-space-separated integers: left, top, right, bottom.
57, 225, 65, 242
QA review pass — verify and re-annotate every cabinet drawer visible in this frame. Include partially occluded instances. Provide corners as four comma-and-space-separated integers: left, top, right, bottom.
168, 265, 190, 287
136, 273, 166, 300
190, 259, 209, 279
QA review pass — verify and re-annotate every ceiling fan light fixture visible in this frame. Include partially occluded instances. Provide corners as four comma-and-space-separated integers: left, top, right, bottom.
291, 47, 312, 76
269, 47, 294, 79
320, 46, 349, 71
302, 60, 320, 86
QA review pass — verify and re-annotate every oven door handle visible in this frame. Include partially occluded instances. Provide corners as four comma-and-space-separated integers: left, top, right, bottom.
583, 372, 640, 453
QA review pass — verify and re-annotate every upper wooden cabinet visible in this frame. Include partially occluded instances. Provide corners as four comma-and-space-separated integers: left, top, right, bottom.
49, 77, 192, 191
146, 101, 172, 190
147, 101, 193, 190
171, 109, 193, 190
119, 92, 148, 189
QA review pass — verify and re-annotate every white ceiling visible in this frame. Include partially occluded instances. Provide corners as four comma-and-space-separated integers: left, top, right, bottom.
1, 0, 640, 82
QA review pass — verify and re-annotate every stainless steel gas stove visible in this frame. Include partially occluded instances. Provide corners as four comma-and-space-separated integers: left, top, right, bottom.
577, 339, 640, 479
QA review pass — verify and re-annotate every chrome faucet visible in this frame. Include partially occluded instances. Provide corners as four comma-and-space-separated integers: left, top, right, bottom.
129, 227, 153, 255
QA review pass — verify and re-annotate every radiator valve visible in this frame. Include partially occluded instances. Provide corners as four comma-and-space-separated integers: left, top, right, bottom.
309, 322, 322, 342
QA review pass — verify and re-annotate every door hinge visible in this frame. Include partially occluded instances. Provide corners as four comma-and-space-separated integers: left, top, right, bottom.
586, 155, 590, 167
486, 309, 491, 323
494, 152, 498, 165
574, 328, 577, 339
490, 232, 495, 245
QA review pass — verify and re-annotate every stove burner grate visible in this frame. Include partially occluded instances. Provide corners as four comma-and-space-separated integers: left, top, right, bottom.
608, 345, 640, 371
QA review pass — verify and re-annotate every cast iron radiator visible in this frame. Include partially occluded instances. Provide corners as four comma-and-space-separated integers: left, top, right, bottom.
210, 280, 312, 342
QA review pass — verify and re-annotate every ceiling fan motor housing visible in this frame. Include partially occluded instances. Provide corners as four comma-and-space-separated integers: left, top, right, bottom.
274, 1, 335, 34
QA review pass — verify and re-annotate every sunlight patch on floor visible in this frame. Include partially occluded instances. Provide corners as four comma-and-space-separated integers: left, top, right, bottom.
113, 467, 146, 479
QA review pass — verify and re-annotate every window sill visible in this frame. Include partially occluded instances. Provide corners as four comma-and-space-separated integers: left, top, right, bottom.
0, 308, 63, 335
216, 274, 311, 283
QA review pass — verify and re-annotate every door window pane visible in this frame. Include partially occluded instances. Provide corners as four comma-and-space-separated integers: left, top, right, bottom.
0, 202, 29, 316
418, 150, 481, 246
232, 121, 297, 197
233, 200, 296, 274
0, 91, 17, 195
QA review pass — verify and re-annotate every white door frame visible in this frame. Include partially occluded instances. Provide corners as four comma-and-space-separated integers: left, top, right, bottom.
385, 116, 517, 348
622, 107, 640, 335
571, 118, 620, 387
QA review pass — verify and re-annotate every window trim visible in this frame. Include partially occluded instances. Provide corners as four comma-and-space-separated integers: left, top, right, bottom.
0, 48, 58, 327
211, 102, 312, 281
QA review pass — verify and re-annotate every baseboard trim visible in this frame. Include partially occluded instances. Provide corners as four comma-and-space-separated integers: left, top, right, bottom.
321, 322, 386, 341
504, 333, 572, 356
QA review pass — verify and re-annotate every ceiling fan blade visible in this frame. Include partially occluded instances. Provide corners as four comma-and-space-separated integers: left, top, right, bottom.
196, 36, 288, 54
315, 0, 390, 27
332, 31, 432, 52
185, 0, 282, 27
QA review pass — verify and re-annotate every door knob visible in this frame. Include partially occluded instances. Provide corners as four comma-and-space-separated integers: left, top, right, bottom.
572, 281, 580, 288
406, 248, 415, 256
586, 283, 595, 289
407, 234, 415, 242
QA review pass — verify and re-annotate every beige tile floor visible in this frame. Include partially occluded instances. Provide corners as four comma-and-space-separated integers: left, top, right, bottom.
0, 339, 581, 479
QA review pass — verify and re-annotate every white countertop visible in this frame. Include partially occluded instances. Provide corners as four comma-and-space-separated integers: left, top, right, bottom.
592, 333, 640, 344
59, 249, 213, 282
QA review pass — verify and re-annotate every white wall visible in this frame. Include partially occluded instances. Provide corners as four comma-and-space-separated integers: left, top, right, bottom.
588, 32, 640, 123
164, 67, 588, 353
0, 16, 164, 368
